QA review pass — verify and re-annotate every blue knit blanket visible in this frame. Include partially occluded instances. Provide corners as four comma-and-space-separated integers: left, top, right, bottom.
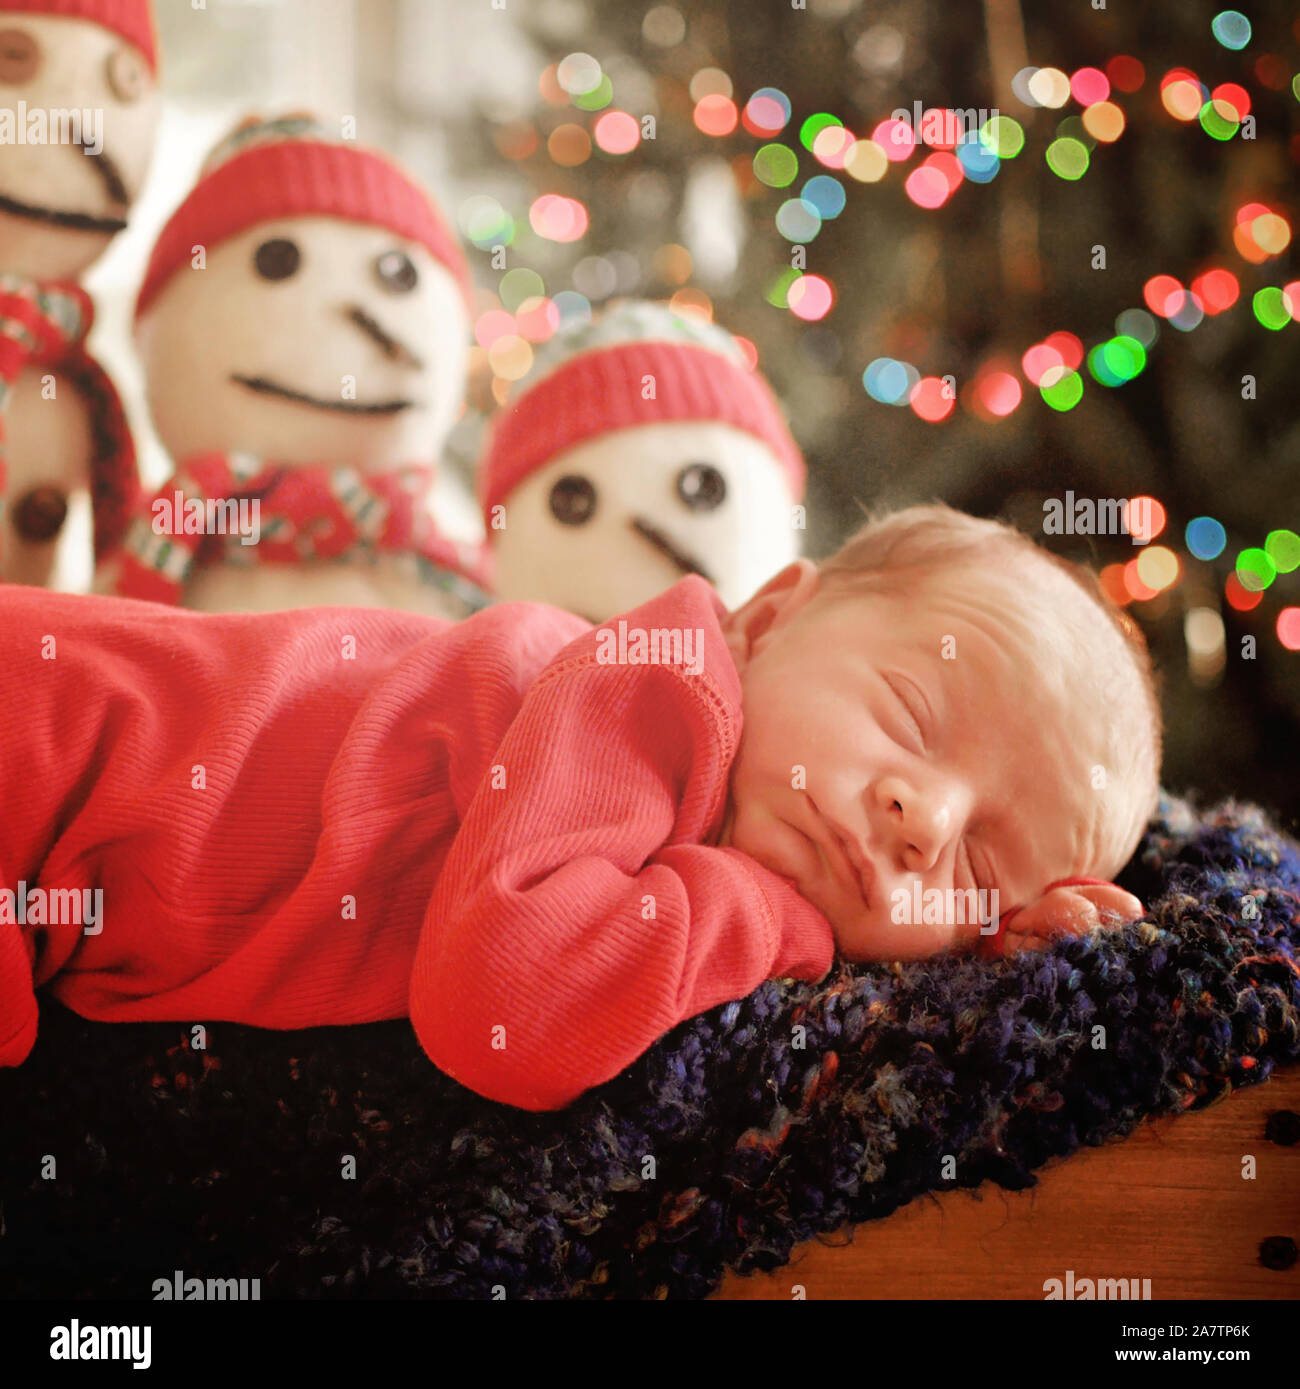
2, 793, 1297, 1299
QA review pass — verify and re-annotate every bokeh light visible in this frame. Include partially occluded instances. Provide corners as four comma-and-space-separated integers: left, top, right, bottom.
743, 87, 791, 136
547, 123, 591, 166
1186, 516, 1227, 561
498, 267, 545, 312
1115, 307, 1159, 346
1212, 82, 1251, 119
458, 194, 514, 247
910, 375, 956, 422
1127, 496, 1166, 544
904, 162, 952, 208
1211, 10, 1252, 50
1143, 274, 1184, 317
1167, 290, 1205, 332
1044, 331, 1083, 370
863, 357, 919, 404
1225, 572, 1264, 611
1277, 609, 1300, 651
488, 333, 533, 381
572, 75, 613, 112
1040, 369, 1083, 410
694, 94, 738, 136
1191, 268, 1239, 313
593, 110, 641, 155
800, 113, 844, 152
1082, 101, 1125, 142
513, 296, 560, 343
475, 309, 516, 350
980, 115, 1025, 158
1236, 547, 1277, 591
754, 143, 799, 187
1022, 342, 1064, 386
556, 52, 602, 97
811, 124, 855, 168
1028, 67, 1071, 108
1136, 545, 1180, 591
1100, 563, 1131, 605
642, 5, 686, 47
1161, 74, 1204, 121
1199, 100, 1239, 140
1046, 137, 1089, 179
801, 175, 847, 218
775, 197, 822, 241
1106, 56, 1145, 92
969, 368, 1022, 419
788, 274, 834, 321
871, 118, 915, 161
689, 67, 733, 102
529, 194, 588, 242
1253, 286, 1293, 329
956, 134, 1000, 182
844, 139, 888, 182
1265, 529, 1300, 573
1123, 558, 1159, 602
1071, 67, 1110, 105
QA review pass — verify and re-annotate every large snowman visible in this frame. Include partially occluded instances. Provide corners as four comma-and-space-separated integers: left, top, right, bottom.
479, 300, 806, 621
0, 0, 158, 588
103, 115, 489, 616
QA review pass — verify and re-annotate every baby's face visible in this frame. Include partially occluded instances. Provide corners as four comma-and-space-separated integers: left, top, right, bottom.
718, 561, 1142, 961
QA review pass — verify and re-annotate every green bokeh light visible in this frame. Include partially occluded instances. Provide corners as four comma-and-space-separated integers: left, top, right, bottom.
1253, 286, 1292, 329
1041, 369, 1084, 411
799, 113, 843, 152
1046, 136, 1089, 180
754, 143, 799, 187
1236, 547, 1276, 592
979, 115, 1024, 158
572, 75, 613, 111
1198, 100, 1239, 140
765, 267, 802, 308
1265, 529, 1300, 573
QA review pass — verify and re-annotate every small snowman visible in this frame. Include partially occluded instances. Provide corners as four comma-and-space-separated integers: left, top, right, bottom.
479, 300, 806, 621
104, 115, 489, 616
0, 0, 158, 587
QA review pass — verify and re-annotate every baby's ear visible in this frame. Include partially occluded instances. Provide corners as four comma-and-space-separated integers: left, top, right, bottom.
722, 559, 820, 669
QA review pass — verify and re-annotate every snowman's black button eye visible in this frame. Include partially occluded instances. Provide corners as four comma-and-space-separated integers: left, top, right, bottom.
254, 238, 301, 281
676, 462, 727, 512
376, 250, 419, 293
13, 485, 68, 541
549, 474, 597, 526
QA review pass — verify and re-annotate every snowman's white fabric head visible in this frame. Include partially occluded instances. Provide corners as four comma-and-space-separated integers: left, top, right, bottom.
134, 116, 473, 473
0, 0, 159, 280
479, 300, 805, 620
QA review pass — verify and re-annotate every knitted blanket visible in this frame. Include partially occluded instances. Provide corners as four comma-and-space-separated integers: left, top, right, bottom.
2, 793, 1297, 1300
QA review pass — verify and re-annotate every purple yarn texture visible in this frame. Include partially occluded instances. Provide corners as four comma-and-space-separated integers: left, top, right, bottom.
1, 793, 1297, 1299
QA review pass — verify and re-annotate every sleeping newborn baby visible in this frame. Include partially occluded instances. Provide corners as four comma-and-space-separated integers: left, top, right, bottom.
0, 503, 1158, 1110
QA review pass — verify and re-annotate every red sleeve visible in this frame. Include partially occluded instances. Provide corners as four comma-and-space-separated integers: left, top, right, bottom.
409, 638, 836, 1112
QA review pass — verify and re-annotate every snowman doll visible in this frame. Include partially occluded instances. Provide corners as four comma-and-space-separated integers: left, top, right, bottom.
479, 300, 806, 621
103, 116, 489, 616
0, 0, 158, 588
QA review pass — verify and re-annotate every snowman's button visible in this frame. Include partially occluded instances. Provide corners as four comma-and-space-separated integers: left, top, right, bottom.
107, 45, 149, 103
254, 238, 302, 282
0, 29, 39, 84
13, 486, 68, 542
549, 475, 597, 526
375, 250, 419, 294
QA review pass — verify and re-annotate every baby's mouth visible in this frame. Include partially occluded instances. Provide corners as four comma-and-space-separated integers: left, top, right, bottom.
806, 797, 874, 910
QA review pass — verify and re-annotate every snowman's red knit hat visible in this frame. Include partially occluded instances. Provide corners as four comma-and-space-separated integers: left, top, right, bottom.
479, 307, 805, 519
134, 116, 473, 319
0, 0, 158, 70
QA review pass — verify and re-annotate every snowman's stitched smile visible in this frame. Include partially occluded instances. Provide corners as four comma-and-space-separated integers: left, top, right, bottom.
230, 375, 417, 416
0, 190, 126, 234
631, 516, 715, 583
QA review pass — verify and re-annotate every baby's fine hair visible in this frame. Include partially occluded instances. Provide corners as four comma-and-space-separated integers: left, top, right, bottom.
817, 501, 1163, 864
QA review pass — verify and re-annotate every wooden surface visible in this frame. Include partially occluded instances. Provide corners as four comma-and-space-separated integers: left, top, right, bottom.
715, 1066, 1300, 1299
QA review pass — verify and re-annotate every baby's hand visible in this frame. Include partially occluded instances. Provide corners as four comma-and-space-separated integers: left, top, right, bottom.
998, 883, 1144, 956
